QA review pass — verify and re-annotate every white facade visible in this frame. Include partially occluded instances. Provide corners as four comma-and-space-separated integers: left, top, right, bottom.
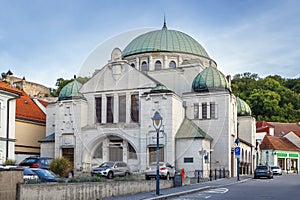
0, 87, 20, 164
42, 25, 256, 177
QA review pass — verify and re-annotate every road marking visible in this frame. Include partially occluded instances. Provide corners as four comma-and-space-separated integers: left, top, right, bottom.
204, 188, 228, 194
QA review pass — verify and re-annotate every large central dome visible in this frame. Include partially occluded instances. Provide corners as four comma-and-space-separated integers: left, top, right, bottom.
122, 24, 209, 58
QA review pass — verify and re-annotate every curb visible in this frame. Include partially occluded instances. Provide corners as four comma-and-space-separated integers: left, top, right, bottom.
145, 186, 214, 200
145, 177, 252, 200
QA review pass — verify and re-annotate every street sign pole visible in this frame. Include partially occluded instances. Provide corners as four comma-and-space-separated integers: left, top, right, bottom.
235, 147, 240, 181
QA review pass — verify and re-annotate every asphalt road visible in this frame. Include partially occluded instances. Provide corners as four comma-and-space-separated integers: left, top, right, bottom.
171, 173, 300, 200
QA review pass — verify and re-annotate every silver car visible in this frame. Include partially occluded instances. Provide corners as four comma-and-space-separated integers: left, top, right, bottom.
145, 162, 176, 180
91, 161, 131, 179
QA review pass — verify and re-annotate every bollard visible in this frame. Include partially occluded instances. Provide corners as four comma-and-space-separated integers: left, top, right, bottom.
180, 168, 185, 180
215, 169, 217, 180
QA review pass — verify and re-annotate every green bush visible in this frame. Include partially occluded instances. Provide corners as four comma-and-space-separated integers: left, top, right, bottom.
4, 159, 16, 165
49, 157, 72, 178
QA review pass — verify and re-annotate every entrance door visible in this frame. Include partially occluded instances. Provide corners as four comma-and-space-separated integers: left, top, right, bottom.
62, 148, 74, 168
149, 147, 164, 163
109, 146, 123, 161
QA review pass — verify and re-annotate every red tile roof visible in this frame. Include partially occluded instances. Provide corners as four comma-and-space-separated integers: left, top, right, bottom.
268, 122, 300, 136
16, 90, 46, 123
260, 135, 300, 151
256, 121, 274, 129
38, 99, 49, 107
0, 81, 22, 95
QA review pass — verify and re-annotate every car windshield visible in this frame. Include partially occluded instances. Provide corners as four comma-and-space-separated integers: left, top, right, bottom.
99, 162, 114, 168
149, 162, 164, 167
271, 166, 279, 169
24, 168, 36, 175
21, 158, 38, 164
34, 169, 57, 178
257, 166, 268, 170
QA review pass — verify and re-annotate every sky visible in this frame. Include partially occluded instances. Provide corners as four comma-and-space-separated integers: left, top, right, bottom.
0, 0, 299, 88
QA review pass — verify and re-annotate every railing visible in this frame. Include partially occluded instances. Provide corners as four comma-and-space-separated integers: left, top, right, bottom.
184, 169, 230, 183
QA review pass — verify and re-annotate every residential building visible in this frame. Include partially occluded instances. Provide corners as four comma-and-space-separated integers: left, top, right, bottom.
0, 81, 22, 163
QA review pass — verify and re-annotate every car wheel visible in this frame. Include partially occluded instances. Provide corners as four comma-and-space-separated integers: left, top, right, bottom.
145, 175, 150, 180
107, 171, 113, 179
166, 173, 170, 180
124, 172, 130, 177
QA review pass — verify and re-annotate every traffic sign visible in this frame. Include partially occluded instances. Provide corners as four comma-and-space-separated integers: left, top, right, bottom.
234, 147, 240, 158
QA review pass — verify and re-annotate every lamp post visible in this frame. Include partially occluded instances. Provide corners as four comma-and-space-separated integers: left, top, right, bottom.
266, 151, 269, 166
152, 111, 162, 196
235, 138, 240, 181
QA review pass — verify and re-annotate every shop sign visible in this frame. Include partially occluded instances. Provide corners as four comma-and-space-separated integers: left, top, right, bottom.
289, 153, 298, 158
277, 152, 287, 157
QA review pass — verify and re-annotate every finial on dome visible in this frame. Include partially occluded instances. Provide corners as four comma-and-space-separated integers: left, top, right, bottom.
163, 14, 167, 29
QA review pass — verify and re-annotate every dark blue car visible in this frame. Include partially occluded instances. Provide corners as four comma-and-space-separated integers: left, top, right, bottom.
24, 168, 60, 182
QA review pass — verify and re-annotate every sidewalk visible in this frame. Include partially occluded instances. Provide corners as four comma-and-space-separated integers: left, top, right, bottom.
104, 175, 252, 200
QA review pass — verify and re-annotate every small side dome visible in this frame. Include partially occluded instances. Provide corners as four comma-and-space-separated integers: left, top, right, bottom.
58, 79, 84, 101
149, 84, 173, 93
237, 97, 252, 116
192, 66, 230, 92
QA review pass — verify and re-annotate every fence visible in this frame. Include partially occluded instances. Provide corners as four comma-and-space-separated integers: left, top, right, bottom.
184, 169, 230, 183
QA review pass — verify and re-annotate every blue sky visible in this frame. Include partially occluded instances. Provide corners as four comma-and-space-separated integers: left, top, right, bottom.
0, 0, 299, 87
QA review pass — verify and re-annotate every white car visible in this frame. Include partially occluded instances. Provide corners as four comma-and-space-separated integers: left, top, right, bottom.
91, 161, 131, 179
270, 166, 282, 175
145, 162, 176, 180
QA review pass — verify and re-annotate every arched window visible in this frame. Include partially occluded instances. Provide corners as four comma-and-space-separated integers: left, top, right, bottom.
155, 60, 162, 70
131, 63, 135, 68
93, 143, 103, 158
141, 61, 148, 71
169, 60, 176, 68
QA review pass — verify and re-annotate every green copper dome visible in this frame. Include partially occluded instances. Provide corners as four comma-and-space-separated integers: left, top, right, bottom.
123, 24, 209, 58
192, 66, 230, 92
149, 84, 173, 93
237, 97, 252, 116
58, 79, 84, 101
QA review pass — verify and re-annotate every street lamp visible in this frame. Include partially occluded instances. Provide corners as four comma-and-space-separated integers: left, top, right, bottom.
235, 138, 240, 181
266, 151, 269, 166
152, 111, 162, 196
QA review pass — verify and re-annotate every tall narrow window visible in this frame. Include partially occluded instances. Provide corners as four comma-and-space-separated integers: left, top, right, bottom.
202, 102, 207, 119
194, 103, 199, 119
107, 96, 114, 123
119, 95, 126, 122
128, 143, 137, 159
155, 60, 162, 70
141, 61, 148, 71
210, 102, 216, 119
169, 61, 176, 68
95, 97, 102, 123
131, 94, 139, 122
93, 143, 103, 158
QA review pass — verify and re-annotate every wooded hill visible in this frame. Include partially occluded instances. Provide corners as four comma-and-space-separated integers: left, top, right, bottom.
231, 73, 300, 123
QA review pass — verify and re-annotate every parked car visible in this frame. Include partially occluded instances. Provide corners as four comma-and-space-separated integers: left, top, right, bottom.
145, 162, 176, 180
270, 166, 282, 175
19, 157, 53, 169
25, 168, 61, 182
23, 168, 39, 183
91, 161, 131, 179
254, 165, 273, 179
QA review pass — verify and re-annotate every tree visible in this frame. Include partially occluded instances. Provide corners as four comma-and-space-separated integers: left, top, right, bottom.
232, 73, 300, 122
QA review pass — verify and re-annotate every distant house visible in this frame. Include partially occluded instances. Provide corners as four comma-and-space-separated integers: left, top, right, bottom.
15, 90, 48, 163
256, 121, 300, 172
0, 81, 22, 164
